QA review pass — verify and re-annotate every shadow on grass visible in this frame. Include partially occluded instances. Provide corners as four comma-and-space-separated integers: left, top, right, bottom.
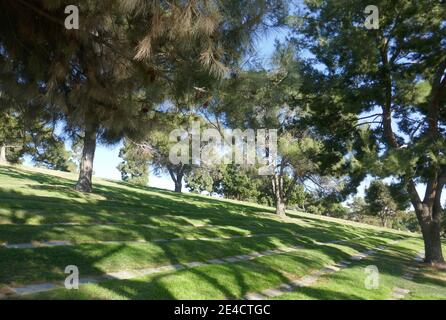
76, 236, 398, 299
0, 166, 424, 299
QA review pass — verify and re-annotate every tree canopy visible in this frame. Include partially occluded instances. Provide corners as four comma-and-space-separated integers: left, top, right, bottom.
292, 0, 446, 264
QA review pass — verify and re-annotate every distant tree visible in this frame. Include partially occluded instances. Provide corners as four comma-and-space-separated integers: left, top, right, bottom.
132, 112, 209, 193
29, 134, 76, 172
365, 181, 398, 228
218, 44, 326, 216
215, 164, 262, 202
323, 201, 349, 219
348, 196, 368, 222
273, 132, 322, 216
306, 193, 348, 218
185, 166, 216, 194
270, 174, 307, 210
117, 138, 150, 186
68, 136, 84, 173
402, 211, 422, 234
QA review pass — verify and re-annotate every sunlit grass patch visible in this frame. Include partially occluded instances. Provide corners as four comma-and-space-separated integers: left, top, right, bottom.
1, 164, 441, 300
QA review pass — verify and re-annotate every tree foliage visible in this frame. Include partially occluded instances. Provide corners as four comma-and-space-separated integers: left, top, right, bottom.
293, 0, 446, 263
117, 138, 150, 186
0, 0, 288, 192
365, 180, 398, 227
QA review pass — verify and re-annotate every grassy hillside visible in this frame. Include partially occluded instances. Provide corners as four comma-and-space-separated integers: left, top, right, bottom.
0, 164, 444, 300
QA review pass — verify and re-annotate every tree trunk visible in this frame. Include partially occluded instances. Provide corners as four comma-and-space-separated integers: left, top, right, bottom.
174, 180, 182, 193
0, 145, 6, 163
272, 174, 286, 217
406, 173, 445, 265
275, 199, 286, 216
75, 121, 98, 193
416, 206, 444, 264
422, 221, 444, 264
380, 216, 387, 228
168, 166, 183, 193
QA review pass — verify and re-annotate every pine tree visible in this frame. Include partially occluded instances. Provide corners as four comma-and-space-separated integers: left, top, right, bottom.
0, 0, 288, 193
0, 108, 23, 163
134, 112, 205, 193
117, 138, 150, 186
1, 1, 158, 191
218, 44, 324, 216
294, 0, 446, 264
0, 92, 73, 170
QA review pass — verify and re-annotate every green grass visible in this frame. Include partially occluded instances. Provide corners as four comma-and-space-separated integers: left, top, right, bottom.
0, 164, 445, 300
271, 239, 446, 300
23, 238, 394, 300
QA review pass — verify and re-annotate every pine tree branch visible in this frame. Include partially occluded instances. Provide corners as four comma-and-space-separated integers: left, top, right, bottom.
15, 0, 135, 62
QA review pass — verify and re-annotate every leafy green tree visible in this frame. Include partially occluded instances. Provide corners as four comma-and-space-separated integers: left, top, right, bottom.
185, 163, 307, 207
29, 133, 76, 172
294, 0, 446, 263
216, 164, 262, 202
0, 108, 23, 163
272, 133, 323, 216
133, 112, 207, 193
365, 181, 398, 227
306, 192, 348, 218
218, 44, 325, 216
117, 138, 150, 186
0, 0, 287, 193
185, 166, 216, 194
348, 197, 367, 221
401, 211, 422, 234
0, 97, 74, 171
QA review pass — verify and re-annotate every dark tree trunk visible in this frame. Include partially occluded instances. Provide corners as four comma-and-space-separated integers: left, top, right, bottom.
75, 122, 98, 193
380, 216, 387, 228
422, 220, 444, 264
416, 206, 444, 265
168, 166, 183, 193
174, 180, 182, 193
0, 145, 6, 163
174, 170, 184, 193
405, 168, 445, 265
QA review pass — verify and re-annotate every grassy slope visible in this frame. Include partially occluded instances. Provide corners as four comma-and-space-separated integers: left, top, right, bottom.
0, 164, 444, 300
